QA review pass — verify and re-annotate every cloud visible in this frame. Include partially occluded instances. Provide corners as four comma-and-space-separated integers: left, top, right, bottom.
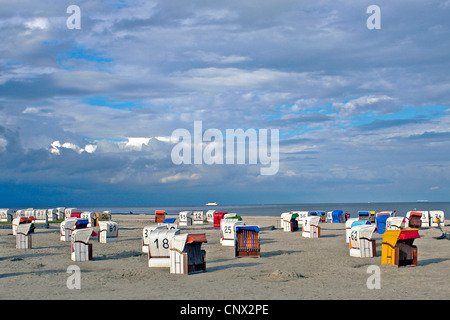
160, 173, 201, 184
24, 17, 49, 30
0, 0, 450, 205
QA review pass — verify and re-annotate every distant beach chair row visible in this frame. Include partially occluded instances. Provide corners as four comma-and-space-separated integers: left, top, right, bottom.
344, 209, 446, 267
143, 209, 261, 274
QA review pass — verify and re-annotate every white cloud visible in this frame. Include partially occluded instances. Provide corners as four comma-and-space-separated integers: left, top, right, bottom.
160, 173, 201, 183
24, 17, 49, 30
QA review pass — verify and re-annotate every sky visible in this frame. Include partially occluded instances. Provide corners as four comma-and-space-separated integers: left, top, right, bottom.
0, 0, 449, 207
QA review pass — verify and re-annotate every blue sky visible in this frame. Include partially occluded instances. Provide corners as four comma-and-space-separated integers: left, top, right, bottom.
0, 0, 449, 207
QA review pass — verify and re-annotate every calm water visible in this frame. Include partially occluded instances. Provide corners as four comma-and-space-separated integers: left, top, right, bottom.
78, 202, 450, 219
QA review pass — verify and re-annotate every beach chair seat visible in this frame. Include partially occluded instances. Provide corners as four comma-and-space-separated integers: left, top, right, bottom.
206, 210, 216, 223
281, 212, 299, 232
193, 210, 204, 224
382, 229, 420, 267
80, 211, 96, 227
349, 224, 376, 258
406, 212, 422, 229
98, 221, 119, 243
71, 228, 94, 261
386, 217, 406, 230
331, 210, 344, 223
47, 209, 58, 221
0, 208, 14, 222
148, 228, 180, 268
16, 223, 34, 249
375, 212, 392, 234
235, 225, 260, 257
213, 212, 227, 228
64, 208, 77, 219
302, 216, 321, 238
179, 211, 193, 226
170, 233, 207, 274
220, 218, 245, 246
155, 210, 166, 223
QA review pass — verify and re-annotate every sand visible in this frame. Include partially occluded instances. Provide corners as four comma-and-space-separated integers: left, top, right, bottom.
1, 215, 449, 300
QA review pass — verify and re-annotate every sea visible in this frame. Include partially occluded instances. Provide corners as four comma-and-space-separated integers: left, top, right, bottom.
77, 201, 450, 219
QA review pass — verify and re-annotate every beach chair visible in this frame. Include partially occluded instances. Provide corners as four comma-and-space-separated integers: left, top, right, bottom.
0, 208, 14, 222
331, 210, 344, 223
405, 211, 422, 229
206, 210, 216, 223
406, 211, 429, 228
60, 218, 77, 241
358, 211, 370, 221
382, 229, 420, 267
16, 223, 34, 249
193, 210, 204, 224
375, 212, 392, 234
345, 218, 359, 243
93, 211, 111, 226
155, 210, 166, 223
386, 217, 406, 230
220, 218, 245, 246
71, 228, 94, 261
34, 209, 48, 223
235, 225, 260, 257
142, 225, 167, 253
369, 211, 376, 223
56, 207, 65, 220
349, 224, 376, 258
47, 209, 58, 222
98, 221, 119, 243
326, 211, 333, 223
302, 216, 321, 238
282, 212, 299, 232
148, 228, 180, 268
213, 212, 227, 228
64, 208, 77, 219
179, 211, 193, 226
170, 233, 207, 274
12, 217, 35, 236
80, 211, 96, 227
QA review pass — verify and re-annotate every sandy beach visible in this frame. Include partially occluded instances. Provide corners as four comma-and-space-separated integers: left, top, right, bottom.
1, 214, 449, 300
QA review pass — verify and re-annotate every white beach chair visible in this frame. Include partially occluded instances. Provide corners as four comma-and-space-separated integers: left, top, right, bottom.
71, 228, 94, 261
349, 224, 376, 258
179, 211, 192, 226
406, 211, 430, 228
386, 217, 406, 230
302, 216, 321, 238
148, 228, 180, 268
16, 223, 34, 249
0, 208, 14, 222
60, 218, 78, 241
220, 218, 245, 246
345, 218, 359, 243
98, 221, 119, 243
206, 210, 216, 223
193, 210, 204, 224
